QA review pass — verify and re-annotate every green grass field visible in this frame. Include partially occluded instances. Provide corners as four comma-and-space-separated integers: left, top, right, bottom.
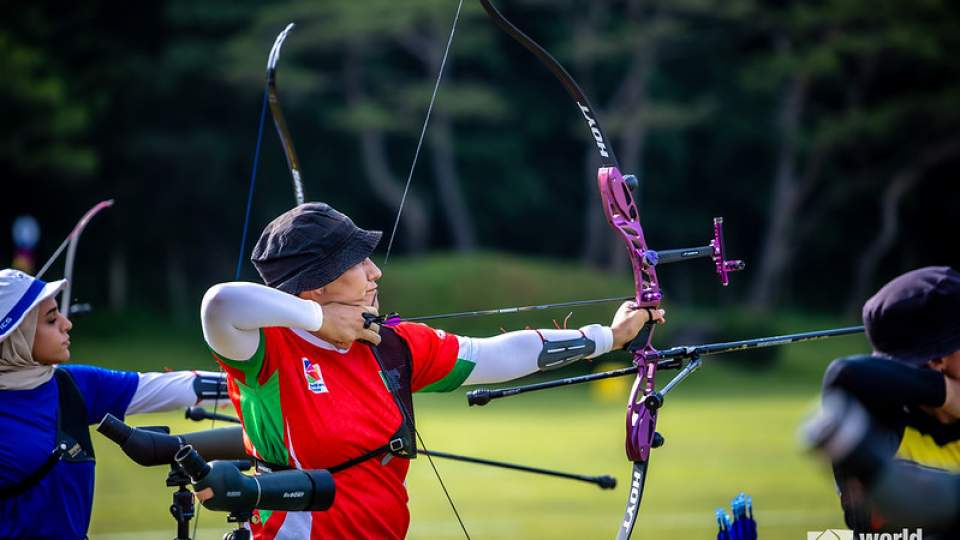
72, 254, 867, 539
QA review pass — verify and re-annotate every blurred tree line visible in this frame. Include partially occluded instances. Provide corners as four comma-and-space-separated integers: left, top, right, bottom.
1, 0, 957, 320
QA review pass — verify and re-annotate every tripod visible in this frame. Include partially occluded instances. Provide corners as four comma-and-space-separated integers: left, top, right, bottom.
167, 463, 195, 540
223, 510, 253, 540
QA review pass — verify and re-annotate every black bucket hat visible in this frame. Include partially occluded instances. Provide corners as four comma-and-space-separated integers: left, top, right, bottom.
251, 203, 382, 295
863, 266, 960, 366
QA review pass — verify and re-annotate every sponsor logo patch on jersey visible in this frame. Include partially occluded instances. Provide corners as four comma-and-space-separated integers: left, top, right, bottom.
302, 358, 329, 394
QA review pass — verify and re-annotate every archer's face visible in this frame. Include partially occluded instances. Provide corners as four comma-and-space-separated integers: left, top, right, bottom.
304, 258, 382, 309
32, 297, 73, 365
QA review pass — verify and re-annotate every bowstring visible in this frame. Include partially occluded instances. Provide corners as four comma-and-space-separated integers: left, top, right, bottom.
381, 0, 464, 266
414, 426, 472, 539
235, 87, 270, 283
191, 81, 270, 540
36, 236, 71, 279
375, 1, 470, 536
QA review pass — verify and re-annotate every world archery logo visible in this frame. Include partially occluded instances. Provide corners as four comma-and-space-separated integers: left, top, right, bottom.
807, 531, 853, 540
806, 530, 923, 540
302, 358, 328, 394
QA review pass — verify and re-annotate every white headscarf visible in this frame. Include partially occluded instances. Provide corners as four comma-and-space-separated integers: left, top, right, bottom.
0, 307, 53, 390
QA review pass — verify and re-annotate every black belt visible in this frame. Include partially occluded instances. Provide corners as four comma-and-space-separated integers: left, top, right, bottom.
255, 436, 411, 476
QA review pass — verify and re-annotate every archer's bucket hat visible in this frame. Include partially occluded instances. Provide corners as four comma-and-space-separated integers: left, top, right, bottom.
251, 203, 382, 295
863, 266, 960, 366
0, 269, 67, 342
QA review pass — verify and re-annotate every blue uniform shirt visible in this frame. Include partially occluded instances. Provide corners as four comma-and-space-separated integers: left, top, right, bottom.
0, 365, 138, 539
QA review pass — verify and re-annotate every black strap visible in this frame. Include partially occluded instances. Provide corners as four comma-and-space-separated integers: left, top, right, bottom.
255, 328, 417, 476
257, 434, 405, 476
328, 443, 393, 474
257, 436, 407, 476
0, 447, 63, 499
372, 326, 416, 435
55, 369, 95, 463
315, 327, 418, 475
0, 370, 93, 500
367, 344, 416, 461
254, 458, 291, 474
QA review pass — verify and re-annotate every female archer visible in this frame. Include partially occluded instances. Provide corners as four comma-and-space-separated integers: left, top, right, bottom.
0, 269, 228, 539
201, 201, 664, 540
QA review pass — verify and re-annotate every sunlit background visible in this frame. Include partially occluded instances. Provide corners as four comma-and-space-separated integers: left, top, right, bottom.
3, 0, 959, 538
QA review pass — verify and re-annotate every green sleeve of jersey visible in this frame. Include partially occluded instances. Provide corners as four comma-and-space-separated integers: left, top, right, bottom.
418, 358, 476, 393
210, 329, 289, 466
212, 329, 267, 381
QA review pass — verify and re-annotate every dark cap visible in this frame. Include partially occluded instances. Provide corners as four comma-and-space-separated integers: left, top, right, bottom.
251, 203, 381, 295
863, 266, 960, 366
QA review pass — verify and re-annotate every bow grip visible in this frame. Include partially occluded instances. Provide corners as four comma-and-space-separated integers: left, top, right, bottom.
627, 322, 656, 354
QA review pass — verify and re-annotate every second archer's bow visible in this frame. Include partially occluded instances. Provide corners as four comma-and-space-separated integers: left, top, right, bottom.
37, 198, 115, 317
191, 23, 306, 538
227, 15, 474, 539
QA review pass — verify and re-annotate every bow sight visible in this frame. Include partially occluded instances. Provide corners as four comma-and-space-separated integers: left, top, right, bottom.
620, 176, 746, 286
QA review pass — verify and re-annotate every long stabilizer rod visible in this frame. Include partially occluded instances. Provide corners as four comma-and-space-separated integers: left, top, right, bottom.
467, 325, 865, 406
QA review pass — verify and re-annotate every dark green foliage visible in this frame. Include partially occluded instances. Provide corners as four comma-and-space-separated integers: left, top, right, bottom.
1, 0, 957, 317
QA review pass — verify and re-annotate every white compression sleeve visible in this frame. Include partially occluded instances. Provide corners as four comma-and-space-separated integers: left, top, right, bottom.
200, 282, 324, 361
125, 370, 222, 415
461, 324, 613, 385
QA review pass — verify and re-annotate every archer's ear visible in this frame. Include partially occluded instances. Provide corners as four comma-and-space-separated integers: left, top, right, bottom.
928, 357, 946, 372
297, 288, 323, 302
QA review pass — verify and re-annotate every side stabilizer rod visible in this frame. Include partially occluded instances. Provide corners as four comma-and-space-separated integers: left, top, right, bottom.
184, 407, 615, 489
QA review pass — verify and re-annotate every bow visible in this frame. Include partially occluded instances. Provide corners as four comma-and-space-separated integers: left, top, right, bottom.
472, 2, 746, 537
214, 18, 478, 539
456, 5, 870, 539
37, 198, 115, 317
189, 24, 302, 537
266, 23, 305, 207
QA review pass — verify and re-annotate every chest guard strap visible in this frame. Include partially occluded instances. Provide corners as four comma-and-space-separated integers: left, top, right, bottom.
257, 327, 417, 476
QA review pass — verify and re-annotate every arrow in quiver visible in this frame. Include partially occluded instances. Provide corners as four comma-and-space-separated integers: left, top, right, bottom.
716, 492, 757, 540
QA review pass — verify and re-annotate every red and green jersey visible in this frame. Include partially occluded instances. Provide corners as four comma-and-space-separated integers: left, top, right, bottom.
213, 322, 467, 540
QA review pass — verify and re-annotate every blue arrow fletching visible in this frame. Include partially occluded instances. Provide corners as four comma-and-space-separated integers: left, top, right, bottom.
716, 508, 732, 540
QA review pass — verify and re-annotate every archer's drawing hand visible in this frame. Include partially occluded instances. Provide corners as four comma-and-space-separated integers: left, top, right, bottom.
611, 302, 666, 350
316, 303, 382, 347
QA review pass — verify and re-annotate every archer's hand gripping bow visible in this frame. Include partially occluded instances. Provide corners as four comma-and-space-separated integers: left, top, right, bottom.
474, 2, 744, 538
